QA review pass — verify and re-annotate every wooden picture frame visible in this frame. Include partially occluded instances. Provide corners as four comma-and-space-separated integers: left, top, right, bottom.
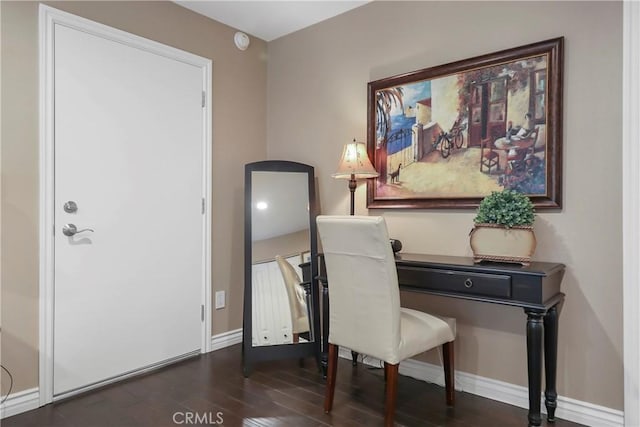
367, 37, 563, 209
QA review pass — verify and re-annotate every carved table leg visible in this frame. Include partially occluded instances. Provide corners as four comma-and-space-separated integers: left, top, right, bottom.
544, 305, 560, 422
525, 309, 544, 427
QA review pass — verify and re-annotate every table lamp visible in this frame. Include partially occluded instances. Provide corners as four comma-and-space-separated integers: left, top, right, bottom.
332, 139, 379, 215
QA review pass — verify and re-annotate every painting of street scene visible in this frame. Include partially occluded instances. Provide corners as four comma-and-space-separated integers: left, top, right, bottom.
367, 39, 563, 209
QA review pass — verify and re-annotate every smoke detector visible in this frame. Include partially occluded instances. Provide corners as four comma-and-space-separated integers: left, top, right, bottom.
234, 32, 250, 51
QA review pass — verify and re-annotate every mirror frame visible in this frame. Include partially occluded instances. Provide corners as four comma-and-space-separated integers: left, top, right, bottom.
243, 160, 320, 376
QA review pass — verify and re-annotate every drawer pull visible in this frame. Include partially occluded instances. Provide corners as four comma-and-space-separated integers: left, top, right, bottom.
464, 278, 473, 288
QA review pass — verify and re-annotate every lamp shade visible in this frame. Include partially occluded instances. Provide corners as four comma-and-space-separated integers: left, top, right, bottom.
332, 140, 379, 179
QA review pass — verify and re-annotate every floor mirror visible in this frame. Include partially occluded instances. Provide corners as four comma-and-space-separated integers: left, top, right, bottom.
243, 160, 320, 376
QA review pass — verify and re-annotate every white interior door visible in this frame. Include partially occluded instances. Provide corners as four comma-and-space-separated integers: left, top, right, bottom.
52, 21, 206, 396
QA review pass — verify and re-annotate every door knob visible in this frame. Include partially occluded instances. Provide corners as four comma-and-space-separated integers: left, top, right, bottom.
62, 224, 94, 237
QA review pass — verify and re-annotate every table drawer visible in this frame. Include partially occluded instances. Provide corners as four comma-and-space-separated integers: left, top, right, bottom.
397, 266, 512, 299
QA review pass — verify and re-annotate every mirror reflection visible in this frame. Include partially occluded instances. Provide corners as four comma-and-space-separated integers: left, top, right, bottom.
250, 171, 313, 347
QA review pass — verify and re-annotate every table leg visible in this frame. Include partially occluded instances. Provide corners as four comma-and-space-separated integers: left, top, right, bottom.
321, 280, 329, 378
525, 309, 544, 427
544, 305, 560, 422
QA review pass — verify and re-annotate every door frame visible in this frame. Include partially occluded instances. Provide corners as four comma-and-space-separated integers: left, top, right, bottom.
623, 2, 640, 425
38, 5, 213, 405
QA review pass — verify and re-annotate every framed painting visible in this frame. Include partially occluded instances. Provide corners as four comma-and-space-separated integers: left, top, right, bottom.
366, 37, 563, 209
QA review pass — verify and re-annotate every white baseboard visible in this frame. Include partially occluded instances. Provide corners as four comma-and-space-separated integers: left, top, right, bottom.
1, 339, 622, 426
338, 348, 623, 427
210, 328, 243, 351
0, 387, 40, 419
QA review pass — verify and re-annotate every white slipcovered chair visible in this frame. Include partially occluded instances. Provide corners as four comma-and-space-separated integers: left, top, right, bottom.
275, 255, 310, 342
316, 215, 456, 427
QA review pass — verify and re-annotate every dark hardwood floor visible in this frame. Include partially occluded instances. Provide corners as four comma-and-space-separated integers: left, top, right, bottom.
4, 344, 583, 426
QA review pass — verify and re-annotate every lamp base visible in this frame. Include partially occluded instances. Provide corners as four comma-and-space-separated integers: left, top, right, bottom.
349, 176, 356, 216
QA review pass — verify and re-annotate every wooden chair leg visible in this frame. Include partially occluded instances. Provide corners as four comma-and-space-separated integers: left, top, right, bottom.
324, 343, 339, 413
384, 363, 399, 427
351, 350, 358, 366
443, 341, 455, 406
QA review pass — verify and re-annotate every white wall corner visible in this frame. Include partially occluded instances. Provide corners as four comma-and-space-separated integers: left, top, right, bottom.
0, 388, 40, 420
338, 347, 623, 427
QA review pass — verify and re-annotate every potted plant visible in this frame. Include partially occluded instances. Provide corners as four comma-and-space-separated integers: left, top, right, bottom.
470, 189, 536, 266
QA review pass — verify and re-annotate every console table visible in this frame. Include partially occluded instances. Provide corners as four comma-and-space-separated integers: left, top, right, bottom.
303, 253, 565, 427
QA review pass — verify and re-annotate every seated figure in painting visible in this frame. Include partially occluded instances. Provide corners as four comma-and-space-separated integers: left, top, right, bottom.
506, 113, 534, 140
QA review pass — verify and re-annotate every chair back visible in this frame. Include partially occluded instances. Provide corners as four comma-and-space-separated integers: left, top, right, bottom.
480, 137, 494, 155
275, 255, 309, 334
481, 127, 503, 156
316, 215, 401, 362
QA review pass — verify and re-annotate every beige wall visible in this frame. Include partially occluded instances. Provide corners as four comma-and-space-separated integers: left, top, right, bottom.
267, 1, 623, 410
0, 0, 625, 412
1, 1, 267, 393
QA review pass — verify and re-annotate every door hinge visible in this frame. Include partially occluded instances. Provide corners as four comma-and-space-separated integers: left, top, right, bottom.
201, 305, 204, 322
201, 198, 205, 214
201, 91, 205, 108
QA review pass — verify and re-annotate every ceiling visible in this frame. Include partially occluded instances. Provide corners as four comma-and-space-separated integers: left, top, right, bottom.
175, 1, 370, 42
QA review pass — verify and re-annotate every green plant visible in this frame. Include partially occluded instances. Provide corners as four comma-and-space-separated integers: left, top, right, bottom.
474, 189, 535, 228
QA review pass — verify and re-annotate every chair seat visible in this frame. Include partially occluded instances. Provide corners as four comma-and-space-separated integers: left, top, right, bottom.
483, 151, 499, 160
334, 308, 455, 365
480, 138, 500, 173
398, 308, 456, 364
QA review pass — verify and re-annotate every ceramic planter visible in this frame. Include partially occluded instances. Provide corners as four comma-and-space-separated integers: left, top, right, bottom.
469, 223, 536, 266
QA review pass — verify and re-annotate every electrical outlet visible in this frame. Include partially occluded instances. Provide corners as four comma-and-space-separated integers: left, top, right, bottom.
215, 291, 225, 309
